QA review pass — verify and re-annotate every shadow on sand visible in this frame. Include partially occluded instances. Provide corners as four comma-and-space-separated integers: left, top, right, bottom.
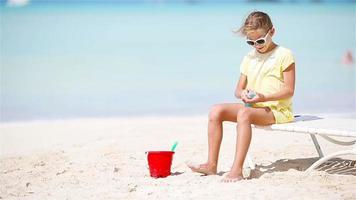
171, 171, 184, 176
250, 157, 356, 179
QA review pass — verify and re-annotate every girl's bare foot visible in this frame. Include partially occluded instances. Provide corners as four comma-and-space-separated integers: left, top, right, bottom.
187, 163, 217, 175
221, 172, 244, 183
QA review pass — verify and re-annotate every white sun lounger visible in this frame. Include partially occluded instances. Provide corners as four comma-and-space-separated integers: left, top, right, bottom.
247, 115, 356, 174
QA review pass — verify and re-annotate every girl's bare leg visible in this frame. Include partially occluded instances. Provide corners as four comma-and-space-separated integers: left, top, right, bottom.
222, 107, 275, 182
188, 103, 244, 175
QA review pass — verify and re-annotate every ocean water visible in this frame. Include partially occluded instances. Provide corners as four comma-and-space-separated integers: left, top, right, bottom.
1, 3, 355, 121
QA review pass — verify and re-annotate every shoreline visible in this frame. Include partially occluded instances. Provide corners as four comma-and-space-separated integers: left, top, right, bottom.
1, 110, 355, 125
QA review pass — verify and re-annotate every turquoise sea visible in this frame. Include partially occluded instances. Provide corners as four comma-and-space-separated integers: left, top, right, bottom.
1, 3, 355, 121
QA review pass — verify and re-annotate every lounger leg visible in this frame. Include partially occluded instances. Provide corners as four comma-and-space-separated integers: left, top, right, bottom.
246, 153, 256, 170
310, 134, 324, 157
243, 153, 255, 178
305, 148, 356, 174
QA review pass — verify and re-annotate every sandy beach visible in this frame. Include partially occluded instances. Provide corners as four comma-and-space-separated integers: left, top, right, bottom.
1, 116, 355, 199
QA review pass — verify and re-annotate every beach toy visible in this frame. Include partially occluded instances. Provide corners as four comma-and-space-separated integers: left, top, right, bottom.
171, 141, 178, 152
245, 90, 256, 107
147, 151, 174, 178
147, 142, 177, 178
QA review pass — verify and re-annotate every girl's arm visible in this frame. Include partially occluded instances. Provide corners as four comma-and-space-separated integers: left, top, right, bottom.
246, 63, 296, 103
234, 74, 248, 99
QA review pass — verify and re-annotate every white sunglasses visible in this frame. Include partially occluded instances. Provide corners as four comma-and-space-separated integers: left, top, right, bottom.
246, 31, 270, 46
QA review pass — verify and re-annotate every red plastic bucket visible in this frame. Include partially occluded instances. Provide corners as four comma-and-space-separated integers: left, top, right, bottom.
147, 151, 174, 178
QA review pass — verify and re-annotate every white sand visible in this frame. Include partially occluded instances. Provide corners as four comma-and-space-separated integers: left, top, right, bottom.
1, 116, 355, 200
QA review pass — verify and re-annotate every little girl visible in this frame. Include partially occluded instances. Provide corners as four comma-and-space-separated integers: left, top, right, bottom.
188, 11, 296, 182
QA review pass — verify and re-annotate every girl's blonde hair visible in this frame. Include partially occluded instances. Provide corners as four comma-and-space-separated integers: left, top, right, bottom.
237, 11, 273, 36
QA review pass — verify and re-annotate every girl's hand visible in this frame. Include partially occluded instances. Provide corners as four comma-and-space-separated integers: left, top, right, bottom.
240, 89, 250, 103
244, 91, 266, 103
